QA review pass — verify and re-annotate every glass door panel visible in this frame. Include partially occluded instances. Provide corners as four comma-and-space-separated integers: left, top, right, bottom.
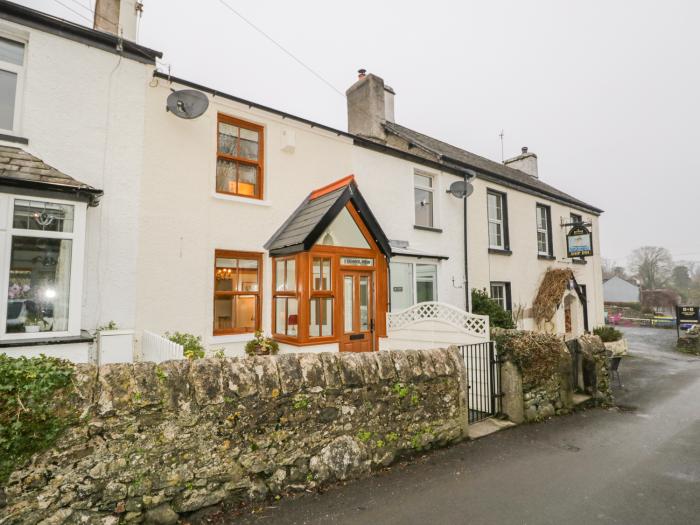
344, 275, 354, 333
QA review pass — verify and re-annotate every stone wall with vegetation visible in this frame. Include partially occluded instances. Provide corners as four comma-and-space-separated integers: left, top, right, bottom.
1, 348, 467, 524
495, 330, 612, 423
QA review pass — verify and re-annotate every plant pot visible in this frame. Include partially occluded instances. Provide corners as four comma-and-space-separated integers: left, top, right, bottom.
604, 338, 628, 356
249, 346, 271, 356
25, 325, 40, 333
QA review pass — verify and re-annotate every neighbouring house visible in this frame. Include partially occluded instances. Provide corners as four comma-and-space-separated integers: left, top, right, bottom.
0, 0, 160, 361
0, 0, 604, 362
603, 275, 640, 305
641, 289, 681, 317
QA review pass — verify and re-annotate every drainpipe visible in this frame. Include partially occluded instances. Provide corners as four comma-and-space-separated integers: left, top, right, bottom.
464, 186, 470, 312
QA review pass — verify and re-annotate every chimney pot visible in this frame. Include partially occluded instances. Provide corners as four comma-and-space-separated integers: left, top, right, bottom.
521, 146, 528, 154
358, 68, 367, 79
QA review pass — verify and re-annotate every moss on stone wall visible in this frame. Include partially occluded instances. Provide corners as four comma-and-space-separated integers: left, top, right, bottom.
1, 348, 468, 523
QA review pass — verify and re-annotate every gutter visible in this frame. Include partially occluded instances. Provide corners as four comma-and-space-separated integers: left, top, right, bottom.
0, 178, 103, 206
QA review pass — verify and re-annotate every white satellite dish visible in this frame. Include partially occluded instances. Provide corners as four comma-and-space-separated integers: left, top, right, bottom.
166, 89, 209, 119
447, 180, 474, 199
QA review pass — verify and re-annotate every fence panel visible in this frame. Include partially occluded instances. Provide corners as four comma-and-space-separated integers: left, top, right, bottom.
141, 331, 185, 363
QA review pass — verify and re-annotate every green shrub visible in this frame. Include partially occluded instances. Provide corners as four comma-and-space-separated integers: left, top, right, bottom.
165, 332, 205, 360
244, 330, 280, 356
472, 288, 515, 329
0, 354, 76, 483
494, 330, 567, 387
593, 326, 623, 343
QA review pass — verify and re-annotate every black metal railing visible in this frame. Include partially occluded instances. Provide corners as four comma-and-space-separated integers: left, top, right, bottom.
459, 341, 502, 423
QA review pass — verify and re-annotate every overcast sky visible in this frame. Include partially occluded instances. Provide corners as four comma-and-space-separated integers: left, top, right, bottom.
21, 0, 700, 266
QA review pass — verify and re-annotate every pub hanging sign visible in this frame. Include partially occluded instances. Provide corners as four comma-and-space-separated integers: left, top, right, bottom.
566, 225, 593, 258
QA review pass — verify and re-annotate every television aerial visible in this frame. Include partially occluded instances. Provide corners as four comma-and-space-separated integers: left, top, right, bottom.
166, 89, 209, 119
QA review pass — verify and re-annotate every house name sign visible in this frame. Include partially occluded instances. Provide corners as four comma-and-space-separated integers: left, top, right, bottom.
566, 225, 593, 258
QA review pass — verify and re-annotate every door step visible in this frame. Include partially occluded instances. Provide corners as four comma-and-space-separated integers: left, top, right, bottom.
468, 418, 516, 440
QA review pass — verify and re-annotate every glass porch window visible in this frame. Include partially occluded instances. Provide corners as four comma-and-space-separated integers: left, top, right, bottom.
216, 115, 264, 199
213, 251, 261, 334
310, 257, 333, 337
343, 275, 354, 332
273, 257, 299, 337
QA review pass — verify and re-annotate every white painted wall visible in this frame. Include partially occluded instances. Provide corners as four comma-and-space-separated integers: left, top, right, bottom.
0, 19, 152, 340
603, 276, 640, 303
138, 77, 605, 356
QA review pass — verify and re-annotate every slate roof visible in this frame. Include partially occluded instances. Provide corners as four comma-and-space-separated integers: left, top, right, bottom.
0, 146, 102, 205
265, 176, 391, 257
384, 122, 603, 214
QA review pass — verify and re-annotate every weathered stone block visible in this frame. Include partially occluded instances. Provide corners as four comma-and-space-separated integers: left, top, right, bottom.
223, 358, 258, 398
276, 353, 303, 394
338, 353, 364, 386
298, 353, 326, 389
373, 351, 397, 381
252, 356, 282, 397
189, 358, 224, 406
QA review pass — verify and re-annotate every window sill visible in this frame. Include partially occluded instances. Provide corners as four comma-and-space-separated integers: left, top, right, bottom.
572, 258, 588, 265
0, 332, 94, 348
414, 225, 443, 233
489, 248, 512, 256
0, 133, 29, 145
212, 193, 272, 207
208, 332, 256, 344
537, 254, 556, 261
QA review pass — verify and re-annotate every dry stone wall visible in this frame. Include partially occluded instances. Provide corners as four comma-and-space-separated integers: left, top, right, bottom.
1, 348, 468, 524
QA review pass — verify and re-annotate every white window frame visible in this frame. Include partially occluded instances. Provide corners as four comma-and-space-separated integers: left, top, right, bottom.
489, 282, 507, 310
536, 204, 551, 256
0, 194, 87, 340
0, 30, 27, 136
390, 259, 439, 311
414, 170, 437, 228
487, 191, 505, 249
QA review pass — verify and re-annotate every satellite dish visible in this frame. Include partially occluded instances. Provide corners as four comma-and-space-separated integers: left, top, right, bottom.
166, 89, 209, 119
447, 180, 474, 199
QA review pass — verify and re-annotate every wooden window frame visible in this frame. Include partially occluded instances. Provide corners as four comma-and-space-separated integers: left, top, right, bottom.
309, 256, 334, 338
272, 255, 300, 341
213, 250, 262, 336
216, 114, 265, 200
489, 281, 512, 312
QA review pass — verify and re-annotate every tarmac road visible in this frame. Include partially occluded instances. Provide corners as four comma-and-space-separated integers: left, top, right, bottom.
200, 326, 700, 525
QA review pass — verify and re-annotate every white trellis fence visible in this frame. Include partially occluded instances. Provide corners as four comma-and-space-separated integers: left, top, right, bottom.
141, 331, 185, 363
382, 301, 490, 351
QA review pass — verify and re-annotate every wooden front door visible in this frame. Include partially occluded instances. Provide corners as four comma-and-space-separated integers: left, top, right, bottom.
340, 271, 374, 352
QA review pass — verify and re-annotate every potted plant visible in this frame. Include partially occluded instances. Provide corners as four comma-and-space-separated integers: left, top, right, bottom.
593, 326, 627, 356
245, 330, 280, 356
24, 312, 44, 333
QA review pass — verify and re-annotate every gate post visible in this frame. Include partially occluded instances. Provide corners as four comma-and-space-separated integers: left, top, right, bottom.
499, 359, 524, 424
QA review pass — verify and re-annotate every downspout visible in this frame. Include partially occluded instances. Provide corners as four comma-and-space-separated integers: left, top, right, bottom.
464, 186, 470, 312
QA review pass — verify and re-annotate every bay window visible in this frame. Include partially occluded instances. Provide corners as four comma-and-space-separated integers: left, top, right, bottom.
213, 250, 261, 335
1, 196, 85, 338
273, 257, 298, 337
309, 257, 333, 337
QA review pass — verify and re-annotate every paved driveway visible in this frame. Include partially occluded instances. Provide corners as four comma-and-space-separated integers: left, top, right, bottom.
196, 327, 700, 525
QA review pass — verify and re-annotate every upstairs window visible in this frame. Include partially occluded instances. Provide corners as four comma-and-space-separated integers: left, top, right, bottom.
216, 115, 264, 199
414, 172, 435, 228
487, 190, 509, 250
536, 204, 552, 256
0, 36, 25, 133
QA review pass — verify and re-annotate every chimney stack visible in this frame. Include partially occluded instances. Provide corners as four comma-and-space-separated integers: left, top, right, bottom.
94, 0, 142, 42
504, 146, 539, 178
346, 70, 395, 142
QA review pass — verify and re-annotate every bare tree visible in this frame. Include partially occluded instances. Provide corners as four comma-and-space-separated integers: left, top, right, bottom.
628, 246, 673, 289
602, 258, 628, 280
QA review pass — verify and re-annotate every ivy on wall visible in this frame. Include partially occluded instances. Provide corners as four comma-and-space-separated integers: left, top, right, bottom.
0, 354, 76, 483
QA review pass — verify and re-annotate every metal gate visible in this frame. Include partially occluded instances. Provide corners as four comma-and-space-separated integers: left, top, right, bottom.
459, 341, 502, 423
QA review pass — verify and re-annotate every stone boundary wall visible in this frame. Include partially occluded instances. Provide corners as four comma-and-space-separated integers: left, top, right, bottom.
500, 334, 612, 424
1, 348, 468, 524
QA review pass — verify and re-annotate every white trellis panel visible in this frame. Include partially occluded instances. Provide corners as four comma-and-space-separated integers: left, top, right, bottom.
381, 301, 490, 350
141, 331, 185, 363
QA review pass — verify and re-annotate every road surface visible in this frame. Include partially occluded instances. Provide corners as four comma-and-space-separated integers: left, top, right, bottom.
198, 326, 700, 525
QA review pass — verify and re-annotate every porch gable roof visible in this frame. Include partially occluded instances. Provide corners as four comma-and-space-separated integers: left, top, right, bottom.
264, 175, 392, 258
